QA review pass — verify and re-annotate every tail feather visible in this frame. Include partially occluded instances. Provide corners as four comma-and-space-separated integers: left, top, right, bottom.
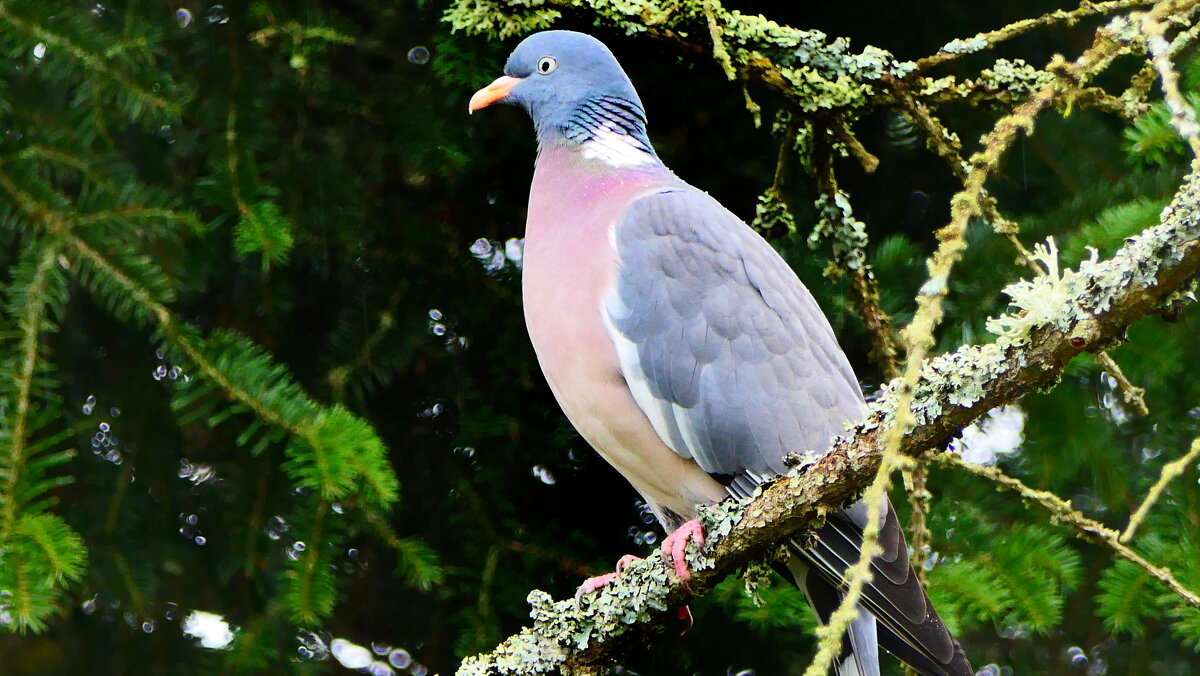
727, 475, 972, 675
786, 557, 881, 676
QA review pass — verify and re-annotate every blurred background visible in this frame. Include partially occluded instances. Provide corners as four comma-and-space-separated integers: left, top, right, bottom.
0, 0, 1198, 674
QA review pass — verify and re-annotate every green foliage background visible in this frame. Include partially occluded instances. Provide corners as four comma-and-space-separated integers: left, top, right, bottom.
0, 0, 1198, 674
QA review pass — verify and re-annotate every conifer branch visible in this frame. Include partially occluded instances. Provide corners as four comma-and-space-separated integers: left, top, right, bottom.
0, 241, 62, 534
0, 1, 179, 116
933, 453, 1200, 609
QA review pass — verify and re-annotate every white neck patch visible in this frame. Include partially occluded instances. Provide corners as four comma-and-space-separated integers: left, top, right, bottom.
579, 125, 657, 168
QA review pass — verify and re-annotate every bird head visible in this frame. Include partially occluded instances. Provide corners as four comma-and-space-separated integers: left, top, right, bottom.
469, 31, 655, 158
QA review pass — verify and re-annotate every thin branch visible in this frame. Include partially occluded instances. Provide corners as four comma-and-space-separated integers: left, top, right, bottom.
1094, 351, 1150, 416
902, 464, 933, 587
811, 151, 900, 379
1123, 12, 1200, 112
914, 0, 1155, 72
1121, 437, 1200, 541
933, 452, 1200, 608
831, 118, 880, 174
884, 78, 1040, 271
1140, 14, 1200, 163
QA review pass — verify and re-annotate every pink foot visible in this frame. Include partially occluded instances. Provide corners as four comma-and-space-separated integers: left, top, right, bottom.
574, 554, 643, 608
661, 520, 706, 587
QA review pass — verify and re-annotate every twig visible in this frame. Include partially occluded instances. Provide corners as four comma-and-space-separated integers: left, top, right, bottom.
1140, 14, 1200, 163
914, 0, 1155, 72
831, 117, 880, 174
1094, 351, 1151, 416
1121, 437, 1200, 541
804, 449, 907, 676
884, 78, 1040, 271
940, 14, 1140, 286
701, 0, 735, 81
1123, 14, 1200, 113
811, 151, 900, 379
935, 452, 1200, 609
903, 464, 933, 587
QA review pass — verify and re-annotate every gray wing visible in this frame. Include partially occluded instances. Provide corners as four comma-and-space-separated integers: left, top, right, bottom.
607, 187, 973, 676
605, 187, 865, 479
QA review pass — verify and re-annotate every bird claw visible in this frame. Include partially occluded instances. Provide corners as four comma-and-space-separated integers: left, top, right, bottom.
661, 519, 705, 587
574, 572, 618, 608
614, 553, 641, 574
574, 554, 644, 609
677, 605, 694, 635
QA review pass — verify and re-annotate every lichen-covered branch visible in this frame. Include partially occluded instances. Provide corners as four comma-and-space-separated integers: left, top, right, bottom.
933, 452, 1200, 608
810, 151, 899, 379
914, 0, 1155, 72
902, 464, 933, 586
1123, 9, 1200, 112
1140, 13, 1200, 162
457, 170, 1200, 674
1121, 437, 1200, 541
447, 0, 1161, 126
447, 0, 908, 114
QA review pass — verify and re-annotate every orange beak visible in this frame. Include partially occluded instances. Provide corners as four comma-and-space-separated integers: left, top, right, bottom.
469, 76, 523, 113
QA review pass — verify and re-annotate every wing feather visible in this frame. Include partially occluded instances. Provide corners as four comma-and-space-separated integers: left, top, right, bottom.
605, 187, 969, 675
607, 188, 864, 475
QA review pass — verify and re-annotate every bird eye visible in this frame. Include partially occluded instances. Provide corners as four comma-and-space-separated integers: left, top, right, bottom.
536, 57, 557, 75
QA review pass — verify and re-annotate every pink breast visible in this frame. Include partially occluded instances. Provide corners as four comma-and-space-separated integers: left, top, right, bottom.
521, 148, 666, 419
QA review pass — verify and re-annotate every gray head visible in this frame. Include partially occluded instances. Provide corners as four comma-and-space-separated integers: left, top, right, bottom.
470, 31, 657, 159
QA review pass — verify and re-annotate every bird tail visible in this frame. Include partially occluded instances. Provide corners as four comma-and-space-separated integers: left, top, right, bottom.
784, 556, 882, 676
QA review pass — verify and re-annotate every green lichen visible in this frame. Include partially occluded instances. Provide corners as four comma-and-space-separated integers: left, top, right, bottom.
987, 178, 1200, 347
916, 74, 969, 100
1158, 274, 1199, 314
867, 341, 1014, 428
976, 58, 1054, 99
751, 188, 796, 237
810, 190, 869, 272
985, 237, 1082, 345
455, 539, 689, 674
445, 0, 915, 113
443, 0, 562, 40
698, 493, 746, 540
940, 35, 988, 55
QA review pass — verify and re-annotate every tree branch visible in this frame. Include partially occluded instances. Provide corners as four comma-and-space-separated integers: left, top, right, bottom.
457, 170, 1200, 674
933, 452, 1200, 608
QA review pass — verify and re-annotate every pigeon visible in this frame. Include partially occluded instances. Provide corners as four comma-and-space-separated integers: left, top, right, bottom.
470, 30, 972, 676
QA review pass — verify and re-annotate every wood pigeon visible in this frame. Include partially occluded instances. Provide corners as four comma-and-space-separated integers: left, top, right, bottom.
470, 30, 972, 676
